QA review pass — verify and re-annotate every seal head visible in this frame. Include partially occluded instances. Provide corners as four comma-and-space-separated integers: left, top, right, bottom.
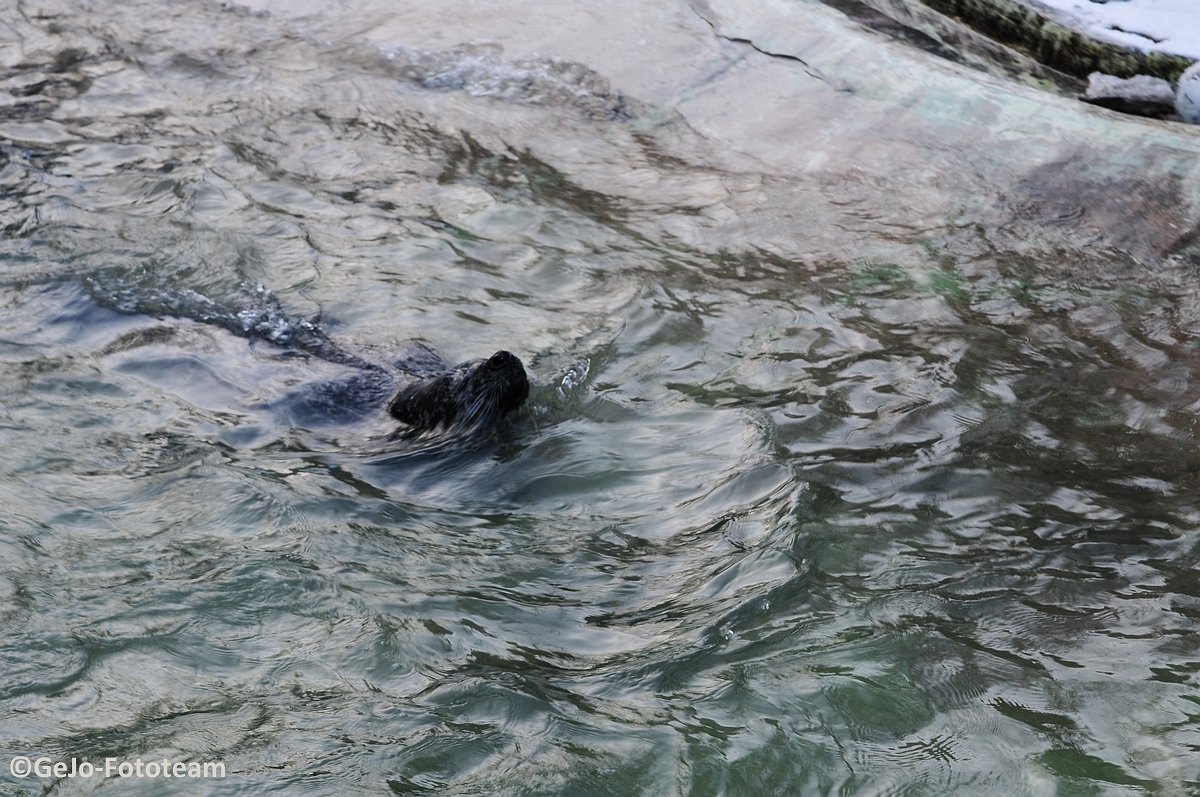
387, 350, 529, 433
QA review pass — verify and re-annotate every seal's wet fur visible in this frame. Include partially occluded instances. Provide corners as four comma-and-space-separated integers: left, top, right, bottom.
388, 350, 529, 434
270, 342, 529, 436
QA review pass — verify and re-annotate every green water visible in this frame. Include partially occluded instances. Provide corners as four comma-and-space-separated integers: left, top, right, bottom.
1, 0, 1199, 795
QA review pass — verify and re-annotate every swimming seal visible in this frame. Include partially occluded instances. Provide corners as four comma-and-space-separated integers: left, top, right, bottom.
83, 275, 530, 434
388, 349, 530, 434
275, 345, 530, 435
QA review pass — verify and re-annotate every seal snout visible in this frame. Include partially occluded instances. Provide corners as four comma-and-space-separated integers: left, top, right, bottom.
487, 350, 519, 371
488, 350, 530, 413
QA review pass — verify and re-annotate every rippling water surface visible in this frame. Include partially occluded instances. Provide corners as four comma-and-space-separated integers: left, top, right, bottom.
3, 0, 1200, 794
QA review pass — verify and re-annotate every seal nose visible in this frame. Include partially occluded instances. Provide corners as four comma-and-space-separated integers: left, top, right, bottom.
487, 350, 517, 370
484, 350, 530, 412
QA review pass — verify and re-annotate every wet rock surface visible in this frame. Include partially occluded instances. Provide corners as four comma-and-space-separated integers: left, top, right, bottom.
1081, 71, 1176, 117
821, 0, 1200, 122
909, 0, 1193, 80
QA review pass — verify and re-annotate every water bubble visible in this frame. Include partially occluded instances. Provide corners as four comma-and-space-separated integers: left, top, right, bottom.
557, 357, 591, 400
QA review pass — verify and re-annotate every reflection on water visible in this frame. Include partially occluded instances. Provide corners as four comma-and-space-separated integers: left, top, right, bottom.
2, 0, 1200, 794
